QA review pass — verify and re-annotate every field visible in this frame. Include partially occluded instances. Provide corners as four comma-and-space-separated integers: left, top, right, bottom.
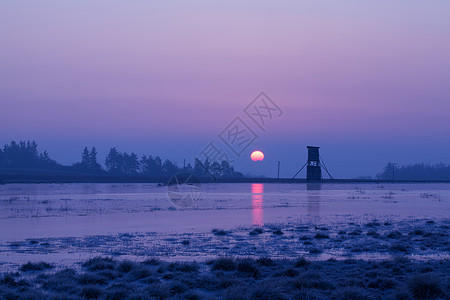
0, 183, 449, 298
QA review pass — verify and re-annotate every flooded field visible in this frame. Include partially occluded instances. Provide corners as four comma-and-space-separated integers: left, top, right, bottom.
0, 183, 449, 271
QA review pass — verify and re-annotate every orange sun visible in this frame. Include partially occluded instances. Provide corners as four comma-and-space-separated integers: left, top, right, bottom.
250, 150, 264, 161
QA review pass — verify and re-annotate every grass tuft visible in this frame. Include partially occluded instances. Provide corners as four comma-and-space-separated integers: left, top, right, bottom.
77, 273, 108, 285
20, 262, 53, 272
116, 260, 135, 273
272, 229, 284, 235
249, 228, 264, 236
309, 248, 323, 254
237, 259, 260, 277
387, 231, 403, 239
314, 232, 330, 239
0, 274, 17, 287
256, 257, 274, 267
408, 274, 442, 299
212, 229, 229, 236
80, 285, 103, 299
168, 262, 199, 273
331, 286, 371, 300
211, 257, 236, 271
142, 258, 161, 266
294, 257, 309, 268
83, 257, 116, 271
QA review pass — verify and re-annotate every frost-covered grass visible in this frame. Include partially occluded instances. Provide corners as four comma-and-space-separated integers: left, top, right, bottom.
1, 257, 448, 299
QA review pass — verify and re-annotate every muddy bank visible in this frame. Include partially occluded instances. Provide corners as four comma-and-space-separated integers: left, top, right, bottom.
1, 218, 449, 272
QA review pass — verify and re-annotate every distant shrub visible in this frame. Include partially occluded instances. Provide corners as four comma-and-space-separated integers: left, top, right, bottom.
212, 229, 228, 236
314, 232, 330, 239
309, 248, 322, 254
249, 228, 264, 236
367, 230, 379, 236
20, 262, 53, 272
390, 243, 409, 253
272, 229, 284, 235
349, 230, 362, 236
387, 231, 403, 239
409, 229, 424, 236
365, 221, 381, 227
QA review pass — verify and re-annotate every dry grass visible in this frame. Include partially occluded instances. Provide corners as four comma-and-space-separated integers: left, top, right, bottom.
0, 256, 448, 299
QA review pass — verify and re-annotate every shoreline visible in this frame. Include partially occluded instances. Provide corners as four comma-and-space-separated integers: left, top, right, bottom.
1, 218, 448, 272
2, 172, 450, 184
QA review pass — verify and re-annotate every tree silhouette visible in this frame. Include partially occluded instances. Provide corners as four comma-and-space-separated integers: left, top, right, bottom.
154, 156, 163, 176
105, 147, 122, 174
89, 147, 101, 170
81, 147, 90, 169
0, 141, 59, 169
140, 155, 159, 176
377, 162, 450, 181
123, 152, 139, 175
1, 140, 246, 180
162, 159, 179, 176
185, 163, 193, 173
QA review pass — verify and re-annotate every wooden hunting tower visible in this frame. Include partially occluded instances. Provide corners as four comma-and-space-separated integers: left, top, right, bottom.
306, 146, 322, 181
291, 146, 333, 181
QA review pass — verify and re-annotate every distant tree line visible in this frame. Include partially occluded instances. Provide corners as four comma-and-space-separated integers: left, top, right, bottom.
0, 140, 243, 179
0, 141, 60, 169
377, 162, 450, 181
104, 147, 243, 178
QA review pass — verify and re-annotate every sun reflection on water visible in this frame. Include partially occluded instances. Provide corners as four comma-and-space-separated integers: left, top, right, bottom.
251, 183, 264, 226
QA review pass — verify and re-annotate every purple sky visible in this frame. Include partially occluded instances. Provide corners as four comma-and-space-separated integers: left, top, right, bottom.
1, 1, 450, 178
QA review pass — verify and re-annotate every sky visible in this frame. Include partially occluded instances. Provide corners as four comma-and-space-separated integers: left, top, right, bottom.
1, 1, 450, 178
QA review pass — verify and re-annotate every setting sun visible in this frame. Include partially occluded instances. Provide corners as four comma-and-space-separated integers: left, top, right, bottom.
250, 150, 264, 162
